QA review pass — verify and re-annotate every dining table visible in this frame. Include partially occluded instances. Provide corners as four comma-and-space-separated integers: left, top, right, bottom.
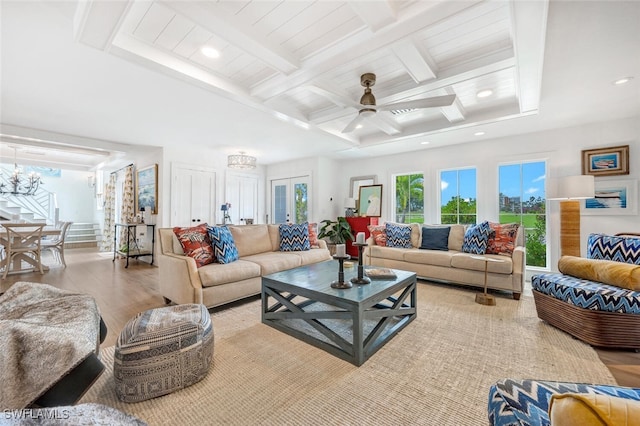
0, 224, 62, 276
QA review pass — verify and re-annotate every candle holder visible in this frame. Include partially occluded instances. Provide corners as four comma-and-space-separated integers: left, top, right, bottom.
350, 243, 371, 285
331, 255, 352, 289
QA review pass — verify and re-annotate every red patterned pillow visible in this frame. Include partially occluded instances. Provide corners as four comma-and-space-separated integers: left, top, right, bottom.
308, 222, 319, 248
368, 225, 387, 247
173, 223, 215, 267
486, 222, 519, 256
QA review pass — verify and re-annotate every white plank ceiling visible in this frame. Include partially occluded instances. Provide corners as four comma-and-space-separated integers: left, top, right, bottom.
75, 0, 545, 147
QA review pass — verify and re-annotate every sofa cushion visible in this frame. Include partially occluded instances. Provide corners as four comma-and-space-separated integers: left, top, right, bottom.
486, 222, 520, 256
448, 224, 466, 251
462, 221, 492, 254
295, 248, 332, 265
279, 223, 311, 251
420, 227, 450, 251
368, 225, 387, 246
404, 249, 454, 267
244, 252, 302, 275
229, 225, 273, 257
549, 393, 640, 426
450, 253, 513, 274
207, 225, 239, 264
173, 224, 215, 267
197, 260, 261, 287
368, 245, 409, 262
385, 223, 412, 248
531, 273, 640, 314
558, 255, 640, 291
587, 233, 640, 264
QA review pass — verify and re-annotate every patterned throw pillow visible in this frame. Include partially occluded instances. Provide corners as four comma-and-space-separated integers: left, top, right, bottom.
207, 225, 239, 264
385, 223, 412, 248
279, 223, 311, 251
308, 223, 320, 248
486, 223, 520, 256
461, 221, 492, 254
368, 225, 387, 246
173, 224, 215, 267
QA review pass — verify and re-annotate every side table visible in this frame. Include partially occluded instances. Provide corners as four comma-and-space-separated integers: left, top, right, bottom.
113, 223, 155, 268
470, 255, 505, 306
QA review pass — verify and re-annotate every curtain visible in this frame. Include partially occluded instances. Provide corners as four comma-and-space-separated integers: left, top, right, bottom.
100, 173, 117, 252
119, 165, 135, 249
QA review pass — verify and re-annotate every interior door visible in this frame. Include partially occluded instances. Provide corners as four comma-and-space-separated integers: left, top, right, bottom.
270, 176, 309, 224
226, 173, 258, 224
171, 164, 216, 227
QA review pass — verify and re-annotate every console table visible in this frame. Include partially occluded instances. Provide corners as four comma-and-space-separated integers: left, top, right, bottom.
113, 223, 155, 268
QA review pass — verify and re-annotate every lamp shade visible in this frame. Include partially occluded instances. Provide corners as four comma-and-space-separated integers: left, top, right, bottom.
548, 175, 595, 200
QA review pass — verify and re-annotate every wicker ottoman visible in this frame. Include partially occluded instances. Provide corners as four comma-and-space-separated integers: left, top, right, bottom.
114, 304, 213, 402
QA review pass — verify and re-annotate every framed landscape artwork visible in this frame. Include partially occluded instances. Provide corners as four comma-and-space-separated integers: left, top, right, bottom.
136, 164, 158, 214
582, 179, 637, 215
581, 145, 629, 176
358, 184, 383, 217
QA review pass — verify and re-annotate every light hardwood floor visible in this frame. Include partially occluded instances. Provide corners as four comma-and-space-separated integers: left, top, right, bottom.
2, 248, 640, 387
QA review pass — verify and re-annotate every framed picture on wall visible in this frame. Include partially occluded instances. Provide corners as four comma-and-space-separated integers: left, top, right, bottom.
136, 164, 158, 214
581, 145, 629, 176
582, 179, 637, 215
358, 184, 383, 217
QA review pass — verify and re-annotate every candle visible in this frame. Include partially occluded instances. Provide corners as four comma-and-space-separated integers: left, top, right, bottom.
356, 232, 365, 244
336, 244, 346, 257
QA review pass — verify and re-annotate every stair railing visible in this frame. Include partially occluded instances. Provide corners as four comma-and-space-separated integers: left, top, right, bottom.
0, 166, 58, 224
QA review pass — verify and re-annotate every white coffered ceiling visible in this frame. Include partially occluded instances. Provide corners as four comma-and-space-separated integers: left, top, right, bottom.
1, 0, 639, 168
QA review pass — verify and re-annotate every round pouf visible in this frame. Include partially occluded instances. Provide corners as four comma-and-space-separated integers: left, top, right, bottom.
114, 304, 213, 403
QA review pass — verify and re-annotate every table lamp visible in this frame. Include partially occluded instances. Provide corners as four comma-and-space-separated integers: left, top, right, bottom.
548, 175, 595, 257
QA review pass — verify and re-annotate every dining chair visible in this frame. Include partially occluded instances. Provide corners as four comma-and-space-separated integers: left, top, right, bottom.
1, 223, 46, 279
41, 221, 73, 268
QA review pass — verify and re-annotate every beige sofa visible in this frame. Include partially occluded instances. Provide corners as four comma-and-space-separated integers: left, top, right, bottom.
364, 224, 525, 299
157, 224, 331, 308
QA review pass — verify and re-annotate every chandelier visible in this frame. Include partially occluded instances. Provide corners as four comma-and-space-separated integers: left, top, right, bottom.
0, 149, 43, 196
227, 151, 256, 169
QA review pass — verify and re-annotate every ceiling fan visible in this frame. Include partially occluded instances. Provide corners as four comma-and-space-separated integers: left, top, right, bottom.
342, 73, 456, 134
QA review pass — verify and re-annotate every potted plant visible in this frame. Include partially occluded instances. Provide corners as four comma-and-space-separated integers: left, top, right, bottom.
318, 217, 353, 254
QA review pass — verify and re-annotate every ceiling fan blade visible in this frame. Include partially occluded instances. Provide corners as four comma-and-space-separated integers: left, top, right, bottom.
367, 112, 402, 135
378, 94, 456, 111
341, 113, 366, 133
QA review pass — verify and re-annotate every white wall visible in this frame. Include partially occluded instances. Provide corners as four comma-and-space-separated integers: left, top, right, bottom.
332, 116, 640, 273
40, 169, 96, 223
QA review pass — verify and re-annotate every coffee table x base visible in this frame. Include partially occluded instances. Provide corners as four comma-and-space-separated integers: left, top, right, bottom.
262, 262, 417, 366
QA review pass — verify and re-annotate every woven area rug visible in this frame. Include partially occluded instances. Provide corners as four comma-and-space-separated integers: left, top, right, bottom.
81, 282, 616, 425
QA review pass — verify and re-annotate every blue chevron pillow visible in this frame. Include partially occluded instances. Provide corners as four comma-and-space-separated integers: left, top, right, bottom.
207, 225, 239, 264
279, 223, 311, 251
385, 223, 412, 248
587, 233, 640, 265
462, 221, 492, 254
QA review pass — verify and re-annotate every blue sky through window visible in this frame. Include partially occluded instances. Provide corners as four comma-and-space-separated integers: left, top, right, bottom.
499, 162, 546, 199
441, 168, 476, 205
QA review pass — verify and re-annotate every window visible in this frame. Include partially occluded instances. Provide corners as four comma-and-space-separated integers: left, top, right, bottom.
394, 173, 424, 223
440, 168, 477, 224
498, 161, 547, 268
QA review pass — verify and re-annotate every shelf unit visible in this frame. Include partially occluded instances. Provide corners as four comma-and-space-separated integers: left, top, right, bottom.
113, 223, 155, 268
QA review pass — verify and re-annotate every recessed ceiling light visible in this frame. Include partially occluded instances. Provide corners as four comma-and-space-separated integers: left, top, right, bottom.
474, 131, 485, 136
355, 124, 363, 129
201, 46, 220, 58
421, 141, 430, 145
477, 89, 493, 98
613, 77, 633, 85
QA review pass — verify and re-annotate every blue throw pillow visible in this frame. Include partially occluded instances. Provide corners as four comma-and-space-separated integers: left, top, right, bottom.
420, 227, 450, 251
207, 225, 239, 264
279, 223, 311, 251
385, 223, 412, 248
461, 221, 492, 254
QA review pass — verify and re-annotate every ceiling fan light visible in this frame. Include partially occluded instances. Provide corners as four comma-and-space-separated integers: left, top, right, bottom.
359, 109, 376, 118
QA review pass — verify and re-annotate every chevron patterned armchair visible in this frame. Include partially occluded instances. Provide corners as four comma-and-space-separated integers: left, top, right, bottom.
531, 233, 640, 350
488, 379, 640, 426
